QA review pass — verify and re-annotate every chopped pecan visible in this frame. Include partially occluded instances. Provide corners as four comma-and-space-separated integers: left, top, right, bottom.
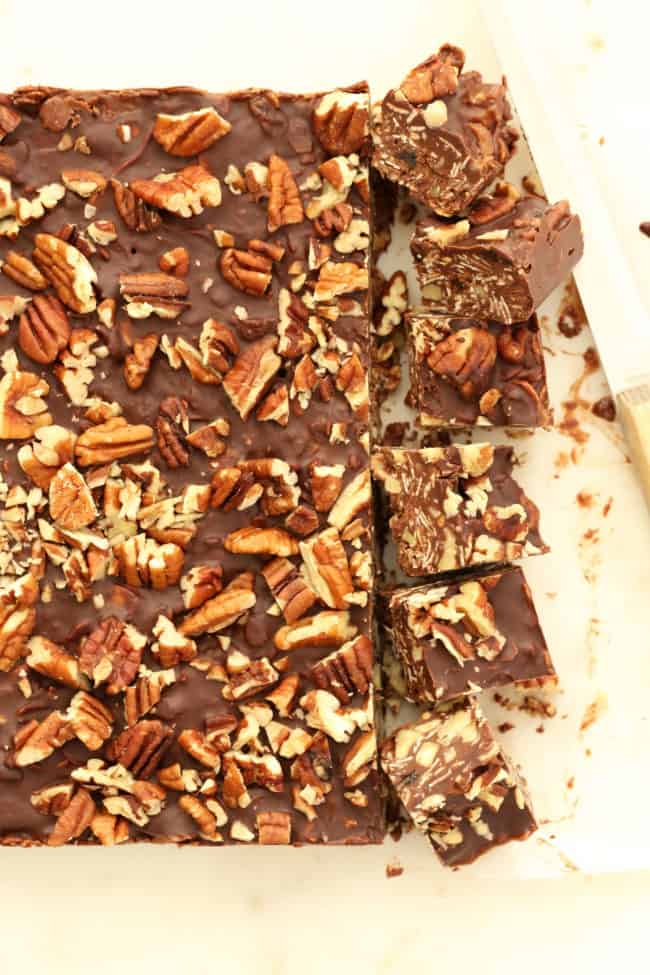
469, 182, 521, 226
32, 233, 97, 314
151, 615, 197, 667
262, 557, 317, 622
224, 652, 279, 702
267, 154, 303, 232
75, 417, 154, 466
313, 90, 368, 154
54, 327, 99, 406
0, 294, 28, 333
48, 462, 97, 530
256, 384, 289, 426
285, 504, 319, 537
314, 260, 368, 301
312, 203, 353, 238
153, 106, 231, 156
87, 220, 117, 245
156, 396, 189, 469
30, 783, 74, 817
300, 689, 368, 743
106, 719, 172, 778
276, 289, 314, 358
229, 751, 284, 793
124, 665, 176, 726
157, 763, 202, 793
222, 755, 251, 809
266, 672, 300, 717
428, 326, 496, 399
497, 325, 530, 363
0, 369, 52, 440
186, 417, 230, 459
0, 103, 21, 141
48, 788, 95, 847
223, 335, 282, 420
180, 563, 223, 610
90, 812, 130, 846
400, 44, 464, 102
178, 729, 221, 770
224, 525, 299, 557
257, 810, 291, 845
61, 168, 107, 198
124, 333, 159, 390
341, 729, 376, 786
26, 635, 88, 689
159, 246, 190, 278
310, 463, 344, 513
179, 794, 225, 842
111, 178, 161, 233
18, 294, 70, 364
274, 610, 356, 652
300, 527, 353, 609
79, 617, 146, 694
219, 246, 273, 296
13, 709, 74, 766
66, 690, 113, 750
311, 634, 372, 703
328, 469, 370, 532
199, 318, 240, 373
336, 352, 368, 419
114, 533, 184, 589
179, 584, 256, 637
131, 164, 221, 217
1, 250, 48, 290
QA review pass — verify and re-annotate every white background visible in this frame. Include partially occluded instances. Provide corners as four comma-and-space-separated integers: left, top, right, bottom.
1, 0, 649, 970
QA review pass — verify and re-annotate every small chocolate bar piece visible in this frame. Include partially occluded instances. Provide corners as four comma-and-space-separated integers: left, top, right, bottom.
380, 701, 537, 867
0, 84, 381, 846
372, 445, 547, 577
389, 565, 555, 703
372, 45, 518, 217
411, 191, 583, 323
407, 311, 551, 428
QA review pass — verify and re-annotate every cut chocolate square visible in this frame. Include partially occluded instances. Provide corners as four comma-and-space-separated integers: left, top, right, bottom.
381, 700, 537, 867
372, 45, 518, 216
372, 445, 547, 577
407, 311, 551, 428
411, 193, 583, 323
0, 83, 380, 845
389, 565, 555, 703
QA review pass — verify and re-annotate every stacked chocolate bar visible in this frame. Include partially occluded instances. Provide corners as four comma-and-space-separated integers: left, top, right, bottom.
372, 47, 582, 866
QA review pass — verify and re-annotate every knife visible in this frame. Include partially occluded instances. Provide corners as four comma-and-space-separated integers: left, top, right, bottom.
481, 0, 650, 510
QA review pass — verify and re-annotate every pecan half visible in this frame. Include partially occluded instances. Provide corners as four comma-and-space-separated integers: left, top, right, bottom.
131, 164, 221, 217
1, 251, 48, 290
32, 233, 97, 314
223, 335, 282, 420
219, 247, 273, 296
48, 788, 96, 846
48, 462, 97, 530
310, 634, 372, 703
79, 617, 146, 694
427, 326, 496, 399
114, 534, 184, 589
124, 333, 159, 390
13, 709, 74, 766
257, 810, 291, 845
66, 690, 113, 750
178, 728, 221, 770
179, 585, 256, 637
75, 417, 154, 466
106, 719, 172, 778
179, 795, 224, 842
111, 179, 161, 233
120, 271, 189, 320
313, 90, 368, 154
153, 107, 231, 156
0, 369, 52, 440
18, 295, 70, 364
267, 154, 303, 233
262, 557, 317, 622
224, 526, 299, 557
156, 396, 189, 469
274, 610, 356, 652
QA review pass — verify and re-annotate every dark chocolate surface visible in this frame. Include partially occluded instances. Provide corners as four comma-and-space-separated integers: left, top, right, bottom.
0, 84, 381, 845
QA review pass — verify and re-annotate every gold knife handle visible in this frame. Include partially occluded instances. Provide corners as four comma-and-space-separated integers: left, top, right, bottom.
617, 381, 650, 511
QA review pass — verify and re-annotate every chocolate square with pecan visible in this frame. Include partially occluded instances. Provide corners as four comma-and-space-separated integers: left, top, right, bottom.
372, 45, 518, 217
381, 700, 537, 867
389, 565, 556, 704
0, 82, 380, 846
372, 445, 547, 577
407, 311, 551, 428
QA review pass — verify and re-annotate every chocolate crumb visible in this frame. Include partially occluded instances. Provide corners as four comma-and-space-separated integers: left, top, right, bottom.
557, 278, 588, 338
576, 490, 594, 509
603, 496, 613, 517
566, 776, 575, 789
386, 858, 404, 878
639, 221, 650, 238
498, 721, 515, 734
592, 395, 616, 422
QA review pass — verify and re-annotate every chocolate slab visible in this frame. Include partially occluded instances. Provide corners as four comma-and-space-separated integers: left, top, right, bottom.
0, 84, 381, 845
389, 565, 556, 703
407, 311, 551, 428
411, 193, 583, 323
372, 45, 518, 217
381, 701, 537, 867
372, 444, 547, 577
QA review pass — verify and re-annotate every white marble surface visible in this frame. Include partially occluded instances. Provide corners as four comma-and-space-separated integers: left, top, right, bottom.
0, 0, 649, 969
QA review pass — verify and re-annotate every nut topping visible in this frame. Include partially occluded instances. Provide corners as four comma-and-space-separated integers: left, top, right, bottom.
267, 154, 304, 232
313, 91, 368, 154
48, 462, 97, 529
0, 369, 52, 440
131, 164, 221, 217
33, 233, 97, 314
18, 295, 70, 364
153, 107, 231, 156
75, 418, 154, 466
